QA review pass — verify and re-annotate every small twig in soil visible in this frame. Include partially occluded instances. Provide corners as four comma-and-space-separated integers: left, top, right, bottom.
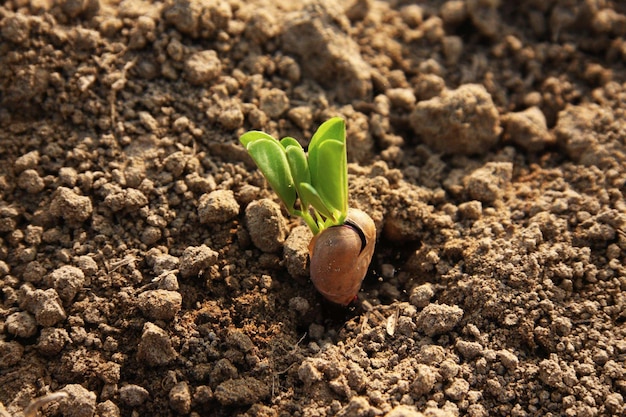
23, 391, 68, 417
106, 254, 138, 273
359, 300, 400, 337
271, 332, 307, 398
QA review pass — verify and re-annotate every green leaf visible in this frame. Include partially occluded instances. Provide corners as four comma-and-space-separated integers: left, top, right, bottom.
315, 139, 348, 219
279, 136, 301, 150
310, 117, 346, 151
240, 130, 276, 147
283, 140, 312, 207
307, 117, 347, 223
299, 182, 335, 221
244, 137, 297, 213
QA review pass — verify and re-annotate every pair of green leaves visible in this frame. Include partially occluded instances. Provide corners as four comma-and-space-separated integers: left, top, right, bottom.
239, 117, 348, 235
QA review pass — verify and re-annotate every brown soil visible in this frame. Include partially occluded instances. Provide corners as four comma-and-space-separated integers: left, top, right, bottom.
1, 1, 626, 416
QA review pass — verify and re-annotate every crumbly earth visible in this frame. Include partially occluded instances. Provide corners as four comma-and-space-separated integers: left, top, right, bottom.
1, 1, 625, 417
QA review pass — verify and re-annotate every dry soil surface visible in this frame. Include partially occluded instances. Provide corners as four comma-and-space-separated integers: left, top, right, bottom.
1, 1, 626, 417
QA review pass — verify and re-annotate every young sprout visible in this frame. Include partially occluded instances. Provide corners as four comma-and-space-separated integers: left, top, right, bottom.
239, 117, 348, 235
240, 117, 376, 305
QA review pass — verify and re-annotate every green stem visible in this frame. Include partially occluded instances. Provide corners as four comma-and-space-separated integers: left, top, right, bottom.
313, 210, 327, 232
295, 210, 320, 235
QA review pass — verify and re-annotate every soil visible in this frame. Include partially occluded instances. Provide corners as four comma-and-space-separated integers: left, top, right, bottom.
1, 0, 625, 417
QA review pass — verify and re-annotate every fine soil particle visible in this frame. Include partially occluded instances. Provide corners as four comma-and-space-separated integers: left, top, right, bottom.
1, 1, 626, 417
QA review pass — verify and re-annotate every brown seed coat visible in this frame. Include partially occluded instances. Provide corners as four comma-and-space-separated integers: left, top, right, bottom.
309, 208, 376, 305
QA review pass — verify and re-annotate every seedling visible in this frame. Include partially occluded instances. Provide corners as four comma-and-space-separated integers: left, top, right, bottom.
240, 117, 376, 305
239, 117, 347, 235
